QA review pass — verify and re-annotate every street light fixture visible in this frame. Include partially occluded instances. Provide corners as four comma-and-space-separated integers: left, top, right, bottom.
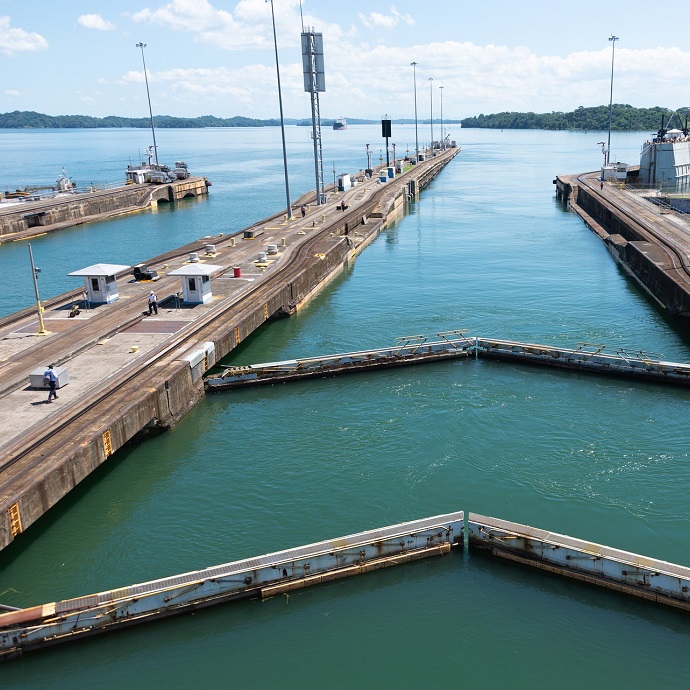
268, 0, 293, 220
439, 85, 444, 150
28, 243, 49, 335
135, 42, 159, 166
606, 35, 619, 166
429, 77, 434, 153
411, 62, 419, 163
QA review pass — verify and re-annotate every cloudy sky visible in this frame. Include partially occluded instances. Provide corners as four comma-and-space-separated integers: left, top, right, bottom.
1, 0, 689, 120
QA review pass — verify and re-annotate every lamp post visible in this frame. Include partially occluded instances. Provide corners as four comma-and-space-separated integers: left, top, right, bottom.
410, 62, 419, 162
429, 77, 434, 153
268, 0, 293, 219
439, 85, 444, 149
28, 243, 49, 335
606, 35, 619, 166
136, 42, 158, 166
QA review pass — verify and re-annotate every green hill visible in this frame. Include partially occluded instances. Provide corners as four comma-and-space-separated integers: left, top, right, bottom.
460, 105, 690, 131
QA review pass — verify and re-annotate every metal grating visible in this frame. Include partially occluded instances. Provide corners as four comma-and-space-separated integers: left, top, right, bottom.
123, 320, 190, 334
14, 319, 75, 334
469, 513, 690, 579
54, 512, 463, 611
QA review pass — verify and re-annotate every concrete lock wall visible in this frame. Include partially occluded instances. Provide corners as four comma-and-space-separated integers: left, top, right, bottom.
0, 179, 209, 238
574, 184, 690, 316
0, 153, 457, 549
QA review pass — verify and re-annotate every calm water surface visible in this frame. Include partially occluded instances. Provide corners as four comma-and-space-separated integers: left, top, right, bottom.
1, 127, 689, 688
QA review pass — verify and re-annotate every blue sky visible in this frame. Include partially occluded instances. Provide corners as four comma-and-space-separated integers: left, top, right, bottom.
1, 0, 689, 120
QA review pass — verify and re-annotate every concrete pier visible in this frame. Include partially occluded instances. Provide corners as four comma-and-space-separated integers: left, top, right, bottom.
0, 148, 459, 551
0, 177, 210, 242
555, 172, 690, 316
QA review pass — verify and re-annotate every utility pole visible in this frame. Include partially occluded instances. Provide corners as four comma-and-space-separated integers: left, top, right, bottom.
136, 42, 159, 166
28, 244, 49, 335
268, 0, 293, 219
429, 77, 434, 153
411, 62, 419, 162
607, 35, 619, 166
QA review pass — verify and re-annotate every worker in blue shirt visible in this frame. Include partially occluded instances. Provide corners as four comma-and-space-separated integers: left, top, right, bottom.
44, 365, 58, 402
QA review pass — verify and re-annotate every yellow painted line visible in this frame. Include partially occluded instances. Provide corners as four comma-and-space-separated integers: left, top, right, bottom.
13, 233, 47, 241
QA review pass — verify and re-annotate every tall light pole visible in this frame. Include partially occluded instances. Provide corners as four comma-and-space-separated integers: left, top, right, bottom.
28, 244, 49, 335
439, 85, 444, 149
136, 42, 158, 166
429, 77, 434, 152
268, 0, 292, 219
411, 62, 419, 162
606, 35, 619, 166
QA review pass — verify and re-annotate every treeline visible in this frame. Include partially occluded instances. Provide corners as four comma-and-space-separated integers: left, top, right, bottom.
0, 111, 464, 129
460, 105, 690, 131
0, 111, 289, 129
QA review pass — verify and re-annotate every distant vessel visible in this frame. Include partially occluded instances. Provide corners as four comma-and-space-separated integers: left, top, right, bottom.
333, 117, 347, 131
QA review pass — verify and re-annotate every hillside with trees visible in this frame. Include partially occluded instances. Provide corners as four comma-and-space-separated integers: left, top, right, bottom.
460, 105, 689, 131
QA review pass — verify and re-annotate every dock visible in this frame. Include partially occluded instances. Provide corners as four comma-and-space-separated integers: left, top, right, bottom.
0, 177, 210, 243
555, 172, 690, 316
0, 149, 459, 551
205, 334, 690, 391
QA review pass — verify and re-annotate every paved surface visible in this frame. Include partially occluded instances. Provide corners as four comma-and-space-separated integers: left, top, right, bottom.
0, 157, 440, 458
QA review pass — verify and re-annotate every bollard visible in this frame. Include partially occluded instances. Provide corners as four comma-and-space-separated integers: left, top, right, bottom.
281, 238, 286, 247
321, 214, 326, 222
231, 237, 236, 247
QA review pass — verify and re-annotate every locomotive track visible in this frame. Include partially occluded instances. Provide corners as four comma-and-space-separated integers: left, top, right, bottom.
0, 148, 460, 543
577, 173, 690, 289
0, 180, 387, 489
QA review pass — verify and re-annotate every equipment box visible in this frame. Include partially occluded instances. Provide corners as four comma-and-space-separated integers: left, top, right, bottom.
29, 366, 69, 390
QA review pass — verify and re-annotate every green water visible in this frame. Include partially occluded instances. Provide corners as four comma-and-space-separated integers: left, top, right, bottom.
1, 128, 689, 688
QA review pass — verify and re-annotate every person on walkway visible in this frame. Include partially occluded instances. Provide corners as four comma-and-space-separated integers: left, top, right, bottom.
300, 204, 306, 217
148, 290, 158, 315
44, 365, 58, 403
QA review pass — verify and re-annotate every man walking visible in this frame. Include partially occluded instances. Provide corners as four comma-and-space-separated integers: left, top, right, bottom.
44, 364, 58, 403
148, 290, 158, 315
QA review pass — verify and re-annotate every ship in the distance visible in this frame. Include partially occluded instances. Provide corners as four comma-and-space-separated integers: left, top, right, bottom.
333, 117, 347, 131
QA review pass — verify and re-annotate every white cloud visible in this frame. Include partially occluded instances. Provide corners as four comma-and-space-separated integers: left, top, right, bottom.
0, 16, 48, 56
78, 14, 116, 31
358, 5, 415, 30
132, 0, 264, 49
4, 89, 23, 96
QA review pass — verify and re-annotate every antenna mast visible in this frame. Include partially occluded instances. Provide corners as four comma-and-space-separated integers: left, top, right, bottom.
301, 27, 326, 204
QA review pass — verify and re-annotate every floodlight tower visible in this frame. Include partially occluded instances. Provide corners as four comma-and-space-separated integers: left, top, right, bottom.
606, 35, 619, 165
268, 0, 292, 219
136, 42, 158, 165
301, 28, 326, 204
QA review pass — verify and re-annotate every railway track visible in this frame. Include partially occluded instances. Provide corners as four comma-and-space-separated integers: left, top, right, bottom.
577, 174, 690, 289
0, 150, 459, 517
0, 179, 388, 491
